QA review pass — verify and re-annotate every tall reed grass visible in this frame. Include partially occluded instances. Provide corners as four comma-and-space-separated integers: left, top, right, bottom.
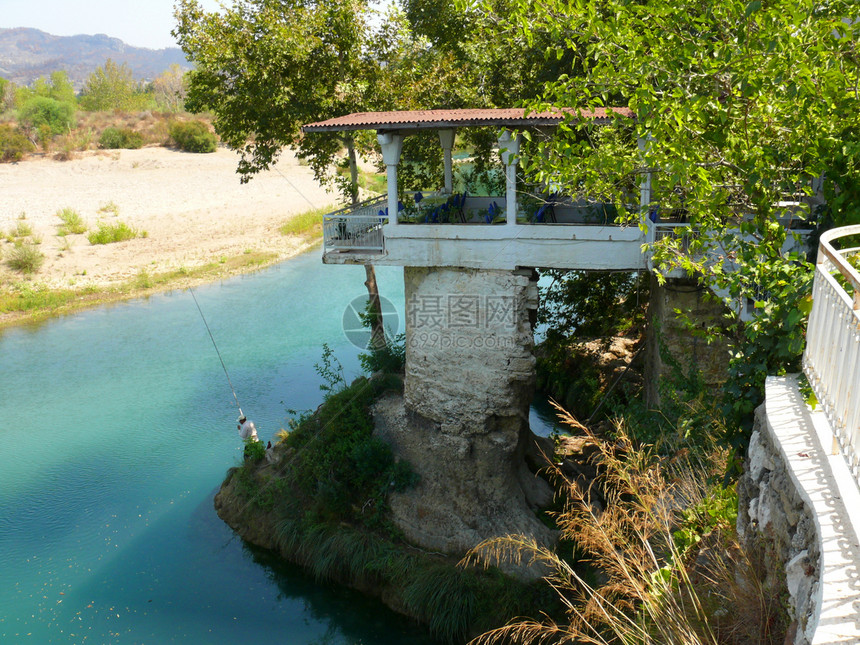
465, 404, 788, 645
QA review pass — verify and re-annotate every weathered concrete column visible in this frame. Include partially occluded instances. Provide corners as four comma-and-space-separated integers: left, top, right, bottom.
373, 266, 553, 558
439, 129, 455, 195
378, 132, 404, 226
403, 266, 535, 422
644, 275, 731, 407
499, 130, 520, 226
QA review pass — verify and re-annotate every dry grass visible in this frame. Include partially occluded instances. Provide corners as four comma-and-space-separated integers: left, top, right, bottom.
464, 404, 788, 645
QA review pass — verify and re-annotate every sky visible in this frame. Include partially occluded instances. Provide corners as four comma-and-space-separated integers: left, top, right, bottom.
1, 0, 225, 50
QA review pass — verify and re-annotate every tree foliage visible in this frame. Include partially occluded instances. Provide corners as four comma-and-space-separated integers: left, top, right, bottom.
19, 96, 76, 137
175, 0, 373, 190
489, 0, 858, 445
30, 71, 77, 105
151, 64, 188, 113
498, 0, 860, 228
80, 59, 146, 112
175, 0, 464, 197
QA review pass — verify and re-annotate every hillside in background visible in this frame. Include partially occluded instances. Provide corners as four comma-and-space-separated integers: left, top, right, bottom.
0, 28, 189, 87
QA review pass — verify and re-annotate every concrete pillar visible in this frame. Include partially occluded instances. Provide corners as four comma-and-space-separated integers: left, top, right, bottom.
372, 266, 554, 559
644, 275, 731, 408
498, 130, 520, 226
378, 132, 404, 226
403, 266, 536, 423
439, 129, 455, 195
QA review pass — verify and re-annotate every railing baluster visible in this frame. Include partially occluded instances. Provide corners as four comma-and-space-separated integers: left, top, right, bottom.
803, 225, 860, 490
322, 195, 388, 253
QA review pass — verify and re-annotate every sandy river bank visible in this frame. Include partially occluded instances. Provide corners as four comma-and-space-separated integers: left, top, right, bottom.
0, 146, 337, 292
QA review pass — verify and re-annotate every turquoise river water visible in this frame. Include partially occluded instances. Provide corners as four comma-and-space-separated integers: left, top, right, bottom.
0, 251, 560, 644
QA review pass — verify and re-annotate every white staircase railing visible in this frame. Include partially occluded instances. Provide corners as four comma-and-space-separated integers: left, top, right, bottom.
803, 224, 860, 486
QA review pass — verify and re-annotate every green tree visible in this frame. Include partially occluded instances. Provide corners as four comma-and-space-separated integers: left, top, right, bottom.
80, 59, 144, 111
176, 0, 378, 188
174, 0, 451, 346
497, 0, 859, 446
29, 71, 77, 105
151, 64, 188, 113
19, 96, 76, 140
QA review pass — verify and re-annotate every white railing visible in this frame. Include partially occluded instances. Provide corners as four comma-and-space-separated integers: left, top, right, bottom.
803, 224, 860, 485
323, 195, 387, 253
650, 221, 695, 248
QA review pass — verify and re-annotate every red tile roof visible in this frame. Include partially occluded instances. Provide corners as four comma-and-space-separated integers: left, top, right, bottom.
302, 108, 633, 132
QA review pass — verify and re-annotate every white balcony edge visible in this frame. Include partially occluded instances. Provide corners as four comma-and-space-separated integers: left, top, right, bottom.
763, 376, 860, 644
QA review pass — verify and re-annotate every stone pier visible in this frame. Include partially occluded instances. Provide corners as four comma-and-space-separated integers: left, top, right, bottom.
373, 266, 554, 556
644, 275, 731, 406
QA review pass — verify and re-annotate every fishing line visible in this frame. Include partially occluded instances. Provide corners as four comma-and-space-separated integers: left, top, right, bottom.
273, 165, 321, 210
189, 285, 243, 418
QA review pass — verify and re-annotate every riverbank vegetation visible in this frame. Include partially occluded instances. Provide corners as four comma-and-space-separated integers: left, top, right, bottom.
0, 250, 277, 328
0, 197, 329, 328
219, 350, 558, 643
0, 61, 217, 161
277, 206, 329, 239
468, 407, 787, 645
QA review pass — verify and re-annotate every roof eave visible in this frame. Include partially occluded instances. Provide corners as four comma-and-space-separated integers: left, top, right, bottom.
302, 118, 621, 134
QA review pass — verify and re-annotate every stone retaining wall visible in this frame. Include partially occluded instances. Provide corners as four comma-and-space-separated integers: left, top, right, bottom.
738, 405, 819, 644
738, 376, 860, 644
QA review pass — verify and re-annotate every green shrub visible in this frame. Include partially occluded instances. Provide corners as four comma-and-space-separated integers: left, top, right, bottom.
9, 220, 33, 239
359, 334, 406, 375
56, 208, 87, 235
281, 372, 417, 528
87, 221, 141, 245
6, 242, 45, 274
98, 201, 120, 216
243, 438, 267, 463
19, 96, 75, 135
0, 124, 34, 162
168, 120, 217, 153
99, 127, 143, 150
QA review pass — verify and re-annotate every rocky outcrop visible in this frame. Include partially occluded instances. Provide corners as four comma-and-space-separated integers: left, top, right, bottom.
536, 335, 642, 421
213, 467, 279, 551
373, 393, 554, 558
